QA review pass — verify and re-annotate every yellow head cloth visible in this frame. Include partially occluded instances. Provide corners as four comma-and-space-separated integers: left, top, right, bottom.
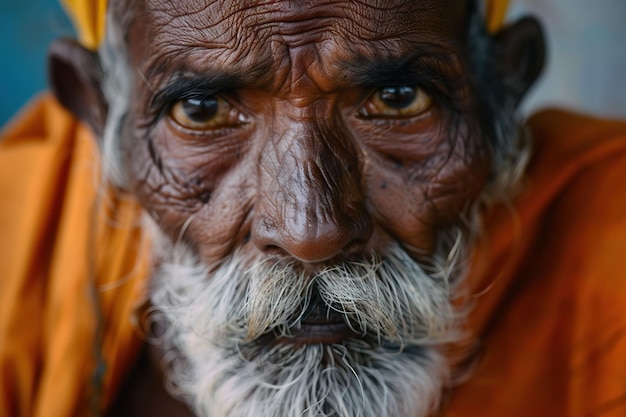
61, 0, 107, 50
61, 0, 510, 49
484, 0, 511, 33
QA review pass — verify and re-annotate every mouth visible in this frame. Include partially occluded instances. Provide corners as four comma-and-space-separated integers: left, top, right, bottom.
275, 296, 359, 347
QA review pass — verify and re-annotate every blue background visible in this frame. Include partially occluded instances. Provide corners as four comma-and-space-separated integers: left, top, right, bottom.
0, 0, 74, 126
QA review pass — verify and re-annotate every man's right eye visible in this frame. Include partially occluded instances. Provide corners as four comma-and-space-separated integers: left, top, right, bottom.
169, 96, 240, 131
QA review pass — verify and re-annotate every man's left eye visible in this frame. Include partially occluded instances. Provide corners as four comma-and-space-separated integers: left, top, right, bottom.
169, 96, 239, 131
360, 86, 432, 118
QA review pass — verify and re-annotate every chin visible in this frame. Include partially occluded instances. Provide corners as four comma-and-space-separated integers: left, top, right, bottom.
147, 228, 467, 417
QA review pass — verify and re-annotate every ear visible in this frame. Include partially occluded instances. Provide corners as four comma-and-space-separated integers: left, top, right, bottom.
491, 17, 546, 106
48, 39, 108, 138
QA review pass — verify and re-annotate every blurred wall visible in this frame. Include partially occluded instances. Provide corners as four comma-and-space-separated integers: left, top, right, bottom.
0, 0, 625, 126
510, 0, 626, 119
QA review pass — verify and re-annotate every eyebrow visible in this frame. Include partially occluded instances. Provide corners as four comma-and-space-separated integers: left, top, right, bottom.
150, 72, 248, 110
338, 49, 461, 91
146, 46, 462, 111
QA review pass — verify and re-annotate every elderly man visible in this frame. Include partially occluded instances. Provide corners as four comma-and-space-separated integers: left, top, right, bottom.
1, 0, 626, 416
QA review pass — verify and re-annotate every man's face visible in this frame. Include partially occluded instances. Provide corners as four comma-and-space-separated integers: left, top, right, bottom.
122, 0, 489, 263
114, 0, 493, 415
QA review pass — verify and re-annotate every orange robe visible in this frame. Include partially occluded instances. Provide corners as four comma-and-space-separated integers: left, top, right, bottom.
0, 95, 149, 417
446, 109, 626, 416
1, 95, 625, 416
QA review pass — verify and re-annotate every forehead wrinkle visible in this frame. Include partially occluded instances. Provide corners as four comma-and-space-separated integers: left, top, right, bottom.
142, 2, 279, 84
345, 0, 447, 39
146, 0, 448, 48
149, 0, 219, 31
137, 0, 466, 95
141, 16, 274, 89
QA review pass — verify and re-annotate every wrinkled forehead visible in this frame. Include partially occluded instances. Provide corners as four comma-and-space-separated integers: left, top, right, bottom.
144, 0, 463, 35
141, 0, 466, 43
128, 0, 468, 90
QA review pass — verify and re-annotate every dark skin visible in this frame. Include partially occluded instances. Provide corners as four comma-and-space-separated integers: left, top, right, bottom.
49, 1, 545, 415
127, 0, 495, 270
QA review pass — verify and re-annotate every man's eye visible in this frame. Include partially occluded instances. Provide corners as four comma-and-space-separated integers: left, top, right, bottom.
361, 86, 432, 118
169, 96, 237, 130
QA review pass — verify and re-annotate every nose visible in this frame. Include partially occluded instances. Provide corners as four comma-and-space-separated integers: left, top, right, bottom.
251, 123, 372, 263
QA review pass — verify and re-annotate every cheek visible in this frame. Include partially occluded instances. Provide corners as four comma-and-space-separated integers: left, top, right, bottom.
120, 116, 255, 257
362, 117, 490, 255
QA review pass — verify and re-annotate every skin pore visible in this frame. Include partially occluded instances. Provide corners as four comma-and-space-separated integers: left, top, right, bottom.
48, 0, 545, 416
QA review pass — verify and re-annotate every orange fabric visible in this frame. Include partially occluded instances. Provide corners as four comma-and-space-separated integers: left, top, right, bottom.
0, 95, 150, 417
445, 110, 626, 416
1, 96, 626, 416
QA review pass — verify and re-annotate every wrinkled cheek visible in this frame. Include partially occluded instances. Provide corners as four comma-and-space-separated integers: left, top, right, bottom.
118, 131, 205, 243
119, 128, 257, 262
365, 162, 438, 256
364, 131, 490, 257
429, 148, 490, 224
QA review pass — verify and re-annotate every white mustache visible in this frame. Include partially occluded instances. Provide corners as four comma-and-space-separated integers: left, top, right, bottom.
151, 241, 461, 353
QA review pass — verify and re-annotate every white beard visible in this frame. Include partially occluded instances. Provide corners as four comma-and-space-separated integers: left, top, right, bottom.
148, 229, 467, 417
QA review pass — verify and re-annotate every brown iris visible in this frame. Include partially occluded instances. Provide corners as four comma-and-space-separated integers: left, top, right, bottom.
170, 96, 238, 131
361, 85, 432, 118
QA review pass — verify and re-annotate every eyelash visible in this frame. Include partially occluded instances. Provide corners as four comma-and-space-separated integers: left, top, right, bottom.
147, 80, 459, 133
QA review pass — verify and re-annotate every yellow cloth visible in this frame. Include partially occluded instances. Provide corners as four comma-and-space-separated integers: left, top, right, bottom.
61, 0, 107, 50
484, 0, 510, 33
2, 96, 626, 416
61, 0, 510, 49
